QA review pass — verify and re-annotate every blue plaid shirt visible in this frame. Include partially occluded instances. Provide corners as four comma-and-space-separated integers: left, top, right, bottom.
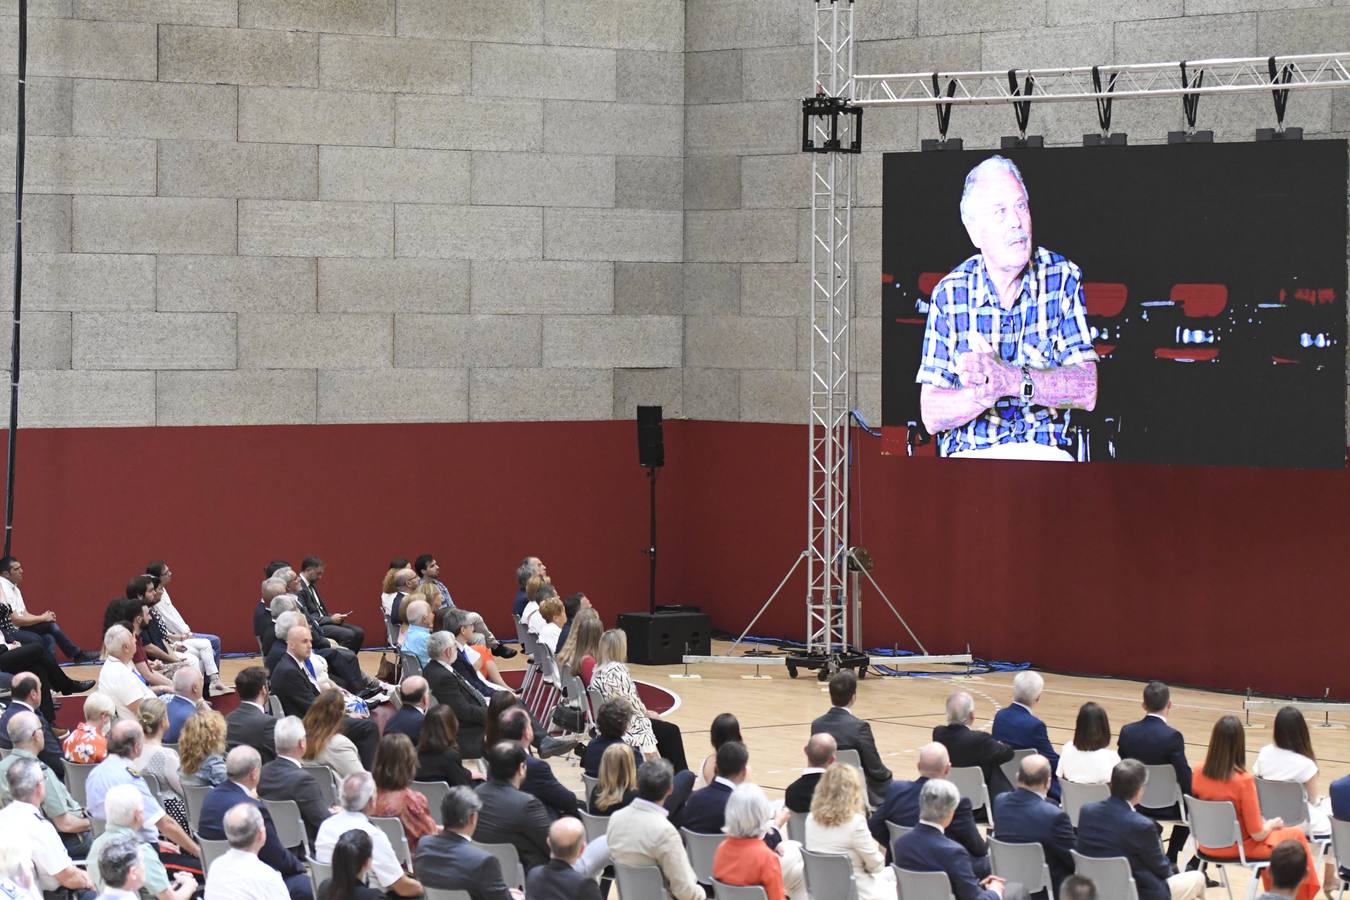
916, 246, 1097, 456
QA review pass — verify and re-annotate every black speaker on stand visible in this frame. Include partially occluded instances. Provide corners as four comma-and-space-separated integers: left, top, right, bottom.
636, 406, 664, 614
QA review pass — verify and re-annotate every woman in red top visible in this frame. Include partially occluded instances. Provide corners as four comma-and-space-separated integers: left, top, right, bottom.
1191, 715, 1319, 900
370, 733, 441, 851
712, 782, 790, 900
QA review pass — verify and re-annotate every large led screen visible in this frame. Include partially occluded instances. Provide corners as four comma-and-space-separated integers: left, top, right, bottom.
880, 141, 1348, 468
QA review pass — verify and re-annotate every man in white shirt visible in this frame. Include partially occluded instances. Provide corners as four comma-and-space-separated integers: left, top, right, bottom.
203, 804, 290, 900
315, 773, 423, 898
0, 556, 99, 663
0, 757, 94, 894
145, 562, 232, 696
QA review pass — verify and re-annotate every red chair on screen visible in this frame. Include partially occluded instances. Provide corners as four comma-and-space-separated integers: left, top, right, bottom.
1083, 281, 1128, 360
1153, 283, 1227, 363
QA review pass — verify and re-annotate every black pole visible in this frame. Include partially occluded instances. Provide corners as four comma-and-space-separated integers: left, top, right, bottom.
4, 0, 27, 558
647, 466, 657, 614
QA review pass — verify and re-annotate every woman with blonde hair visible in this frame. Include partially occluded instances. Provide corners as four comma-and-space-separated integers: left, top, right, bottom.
379, 558, 408, 622
134, 697, 190, 831
590, 741, 638, 815
303, 689, 364, 779
591, 628, 688, 770
177, 709, 227, 786
806, 764, 894, 900
557, 608, 603, 685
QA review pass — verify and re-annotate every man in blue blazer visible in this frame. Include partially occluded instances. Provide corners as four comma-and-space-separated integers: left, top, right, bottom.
990, 754, 1075, 898
680, 740, 789, 845
162, 668, 203, 744
869, 741, 990, 876
384, 676, 430, 745
893, 778, 1018, 900
1075, 760, 1204, 900
1116, 681, 1192, 866
991, 671, 1060, 802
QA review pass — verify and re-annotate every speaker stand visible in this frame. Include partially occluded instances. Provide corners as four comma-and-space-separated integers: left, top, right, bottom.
645, 465, 658, 615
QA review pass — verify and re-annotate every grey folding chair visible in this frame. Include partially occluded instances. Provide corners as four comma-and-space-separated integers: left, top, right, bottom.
399, 652, 423, 678
199, 837, 232, 876
263, 798, 312, 856
370, 815, 414, 870
90, 817, 106, 838
301, 764, 339, 809
1255, 778, 1309, 829
680, 827, 725, 886
834, 748, 865, 778
267, 694, 285, 717
581, 772, 599, 798
471, 840, 525, 891
787, 810, 807, 844
1071, 850, 1140, 900
893, 865, 956, 900
800, 848, 859, 900
1060, 780, 1110, 828
711, 881, 769, 900
63, 761, 98, 808
184, 780, 214, 834
1139, 765, 1188, 825
988, 837, 1051, 896
422, 890, 472, 900
1330, 817, 1350, 899
947, 765, 995, 828
887, 820, 912, 847
578, 809, 609, 842
309, 859, 334, 892
999, 748, 1034, 789
1185, 795, 1270, 900
613, 863, 670, 900
413, 780, 451, 826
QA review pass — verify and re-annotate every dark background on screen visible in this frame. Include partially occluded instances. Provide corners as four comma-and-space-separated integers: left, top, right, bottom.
880, 140, 1348, 469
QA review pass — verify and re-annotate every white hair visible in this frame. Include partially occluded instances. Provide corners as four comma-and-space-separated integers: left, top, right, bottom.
274, 716, 306, 754
1011, 670, 1044, 705
173, 666, 203, 695
224, 803, 263, 850
919, 777, 961, 824
340, 772, 375, 813
4, 757, 42, 803
427, 630, 456, 662
83, 692, 116, 723
105, 783, 145, 827
405, 599, 431, 625
946, 691, 975, 725
103, 624, 133, 657
959, 154, 1027, 230
275, 610, 306, 639
723, 783, 772, 839
270, 594, 300, 618
5, 710, 42, 747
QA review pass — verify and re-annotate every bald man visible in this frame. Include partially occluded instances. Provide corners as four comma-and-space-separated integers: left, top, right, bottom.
384, 676, 431, 744
869, 741, 990, 876
785, 733, 836, 813
992, 754, 1075, 897
525, 818, 603, 900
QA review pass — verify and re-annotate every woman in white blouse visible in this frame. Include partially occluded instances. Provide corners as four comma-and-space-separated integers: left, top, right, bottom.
96, 624, 155, 720
806, 763, 896, 900
1057, 702, 1120, 784
1254, 706, 1332, 840
591, 628, 689, 771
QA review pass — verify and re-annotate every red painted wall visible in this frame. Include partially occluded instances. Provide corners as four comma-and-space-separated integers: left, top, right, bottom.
6, 419, 1347, 698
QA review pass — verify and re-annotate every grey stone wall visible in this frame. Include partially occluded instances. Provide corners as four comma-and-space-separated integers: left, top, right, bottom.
0, 0, 1344, 427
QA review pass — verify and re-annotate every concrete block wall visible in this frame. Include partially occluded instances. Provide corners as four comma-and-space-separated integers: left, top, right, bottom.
0, 0, 1344, 427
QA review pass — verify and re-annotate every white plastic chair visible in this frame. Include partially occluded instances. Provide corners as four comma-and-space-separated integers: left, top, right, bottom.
947, 765, 996, 828
893, 864, 956, 900
471, 840, 525, 891
800, 848, 859, 900
1071, 850, 1140, 900
1060, 779, 1110, 828
413, 780, 452, 826
263, 797, 313, 856
370, 815, 414, 870
614, 863, 670, 900
1185, 795, 1271, 900
680, 827, 725, 886
988, 837, 1052, 896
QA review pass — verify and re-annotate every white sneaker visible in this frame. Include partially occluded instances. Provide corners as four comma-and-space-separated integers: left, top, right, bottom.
208, 681, 236, 697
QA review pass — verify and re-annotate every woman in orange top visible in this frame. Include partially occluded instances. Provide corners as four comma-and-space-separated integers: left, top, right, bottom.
1191, 715, 1319, 900
712, 782, 789, 900
369, 732, 440, 851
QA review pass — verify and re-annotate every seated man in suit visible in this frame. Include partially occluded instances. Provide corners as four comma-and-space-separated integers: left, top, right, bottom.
870, 741, 990, 876
1116, 681, 1192, 867
935, 691, 1016, 801
1060, 874, 1097, 900
415, 785, 519, 900
990, 754, 1075, 898
473, 741, 552, 872
270, 568, 388, 701
893, 778, 1020, 900
296, 556, 365, 654
1075, 760, 1204, 900
226, 665, 277, 763
316, 772, 423, 897
269, 623, 379, 768
196, 746, 312, 900
163, 667, 203, 744
254, 575, 288, 652
608, 758, 706, 900
810, 669, 891, 806
785, 733, 835, 814
425, 630, 490, 758
259, 716, 331, 848
0, 672, 67, 779
385, 676, 430, 745
526, 817, 603, 900
992, 671, 1060, 802
496, 707, 578, 820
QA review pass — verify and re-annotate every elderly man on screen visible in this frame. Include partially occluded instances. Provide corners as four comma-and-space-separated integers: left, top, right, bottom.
917, 155, 1098, 461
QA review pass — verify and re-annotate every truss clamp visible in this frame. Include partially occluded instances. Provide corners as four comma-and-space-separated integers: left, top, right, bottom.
802, 94, 862, 154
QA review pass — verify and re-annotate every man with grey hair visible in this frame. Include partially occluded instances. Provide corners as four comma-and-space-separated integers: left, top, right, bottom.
991, 753, 1075, 897
870, 741, 989, 877
163, 666, 204, 744
415, 785, 520, 900
0, 709, 92, 856
894, 778, 1021, 900
934, 691, 1015, 800
197, 746, 311, 900
204, 803, 290, 900
87, 783, 196, 900
917, 154, 1097, 461
87, 719, 201, 859
992, 670, 1061, 801
253, 576, 290, 651
0, 756, 94, 893
424, 629, 490, 757
512, 556, 546, 617
96, 832, 150, 900
316, 773, 423, 898
258, 716, 330, 846
608, 758, 705, 900
525, 818, 603, 900
401, 599, 434, 666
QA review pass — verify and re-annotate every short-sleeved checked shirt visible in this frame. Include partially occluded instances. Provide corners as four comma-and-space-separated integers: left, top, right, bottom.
916, 246, 1097, 456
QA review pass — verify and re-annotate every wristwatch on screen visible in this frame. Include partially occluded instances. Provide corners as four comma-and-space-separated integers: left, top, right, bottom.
1020, 365, 1035, 402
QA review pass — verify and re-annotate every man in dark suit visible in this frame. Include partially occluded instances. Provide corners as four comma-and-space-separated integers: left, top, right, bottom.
1116, 680, 1192, 866
385, 676, 430, 745
259, 715, 331, 847
785, 732, 835, 814
990, 754, 1074, 898
414, 785, 515, 900
473, 741, 552, 872
870, 741, 990, 876
682, 740, 749, 834
163, 667, 203, 744
934, 691, 1015, 799
197, 745, 313, 900
810, 669, 891, 806
0, 672, 65, 779
893, 778, 1018, 900
425, 631, 489, 758
526, 817, 603, 900
991, 671, 1060, 802
226, 665, 278, 763
269, 624, 378, 768
1075, 760, 1205, 900
496, 707, 578, 820
297, 556, 364, 654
